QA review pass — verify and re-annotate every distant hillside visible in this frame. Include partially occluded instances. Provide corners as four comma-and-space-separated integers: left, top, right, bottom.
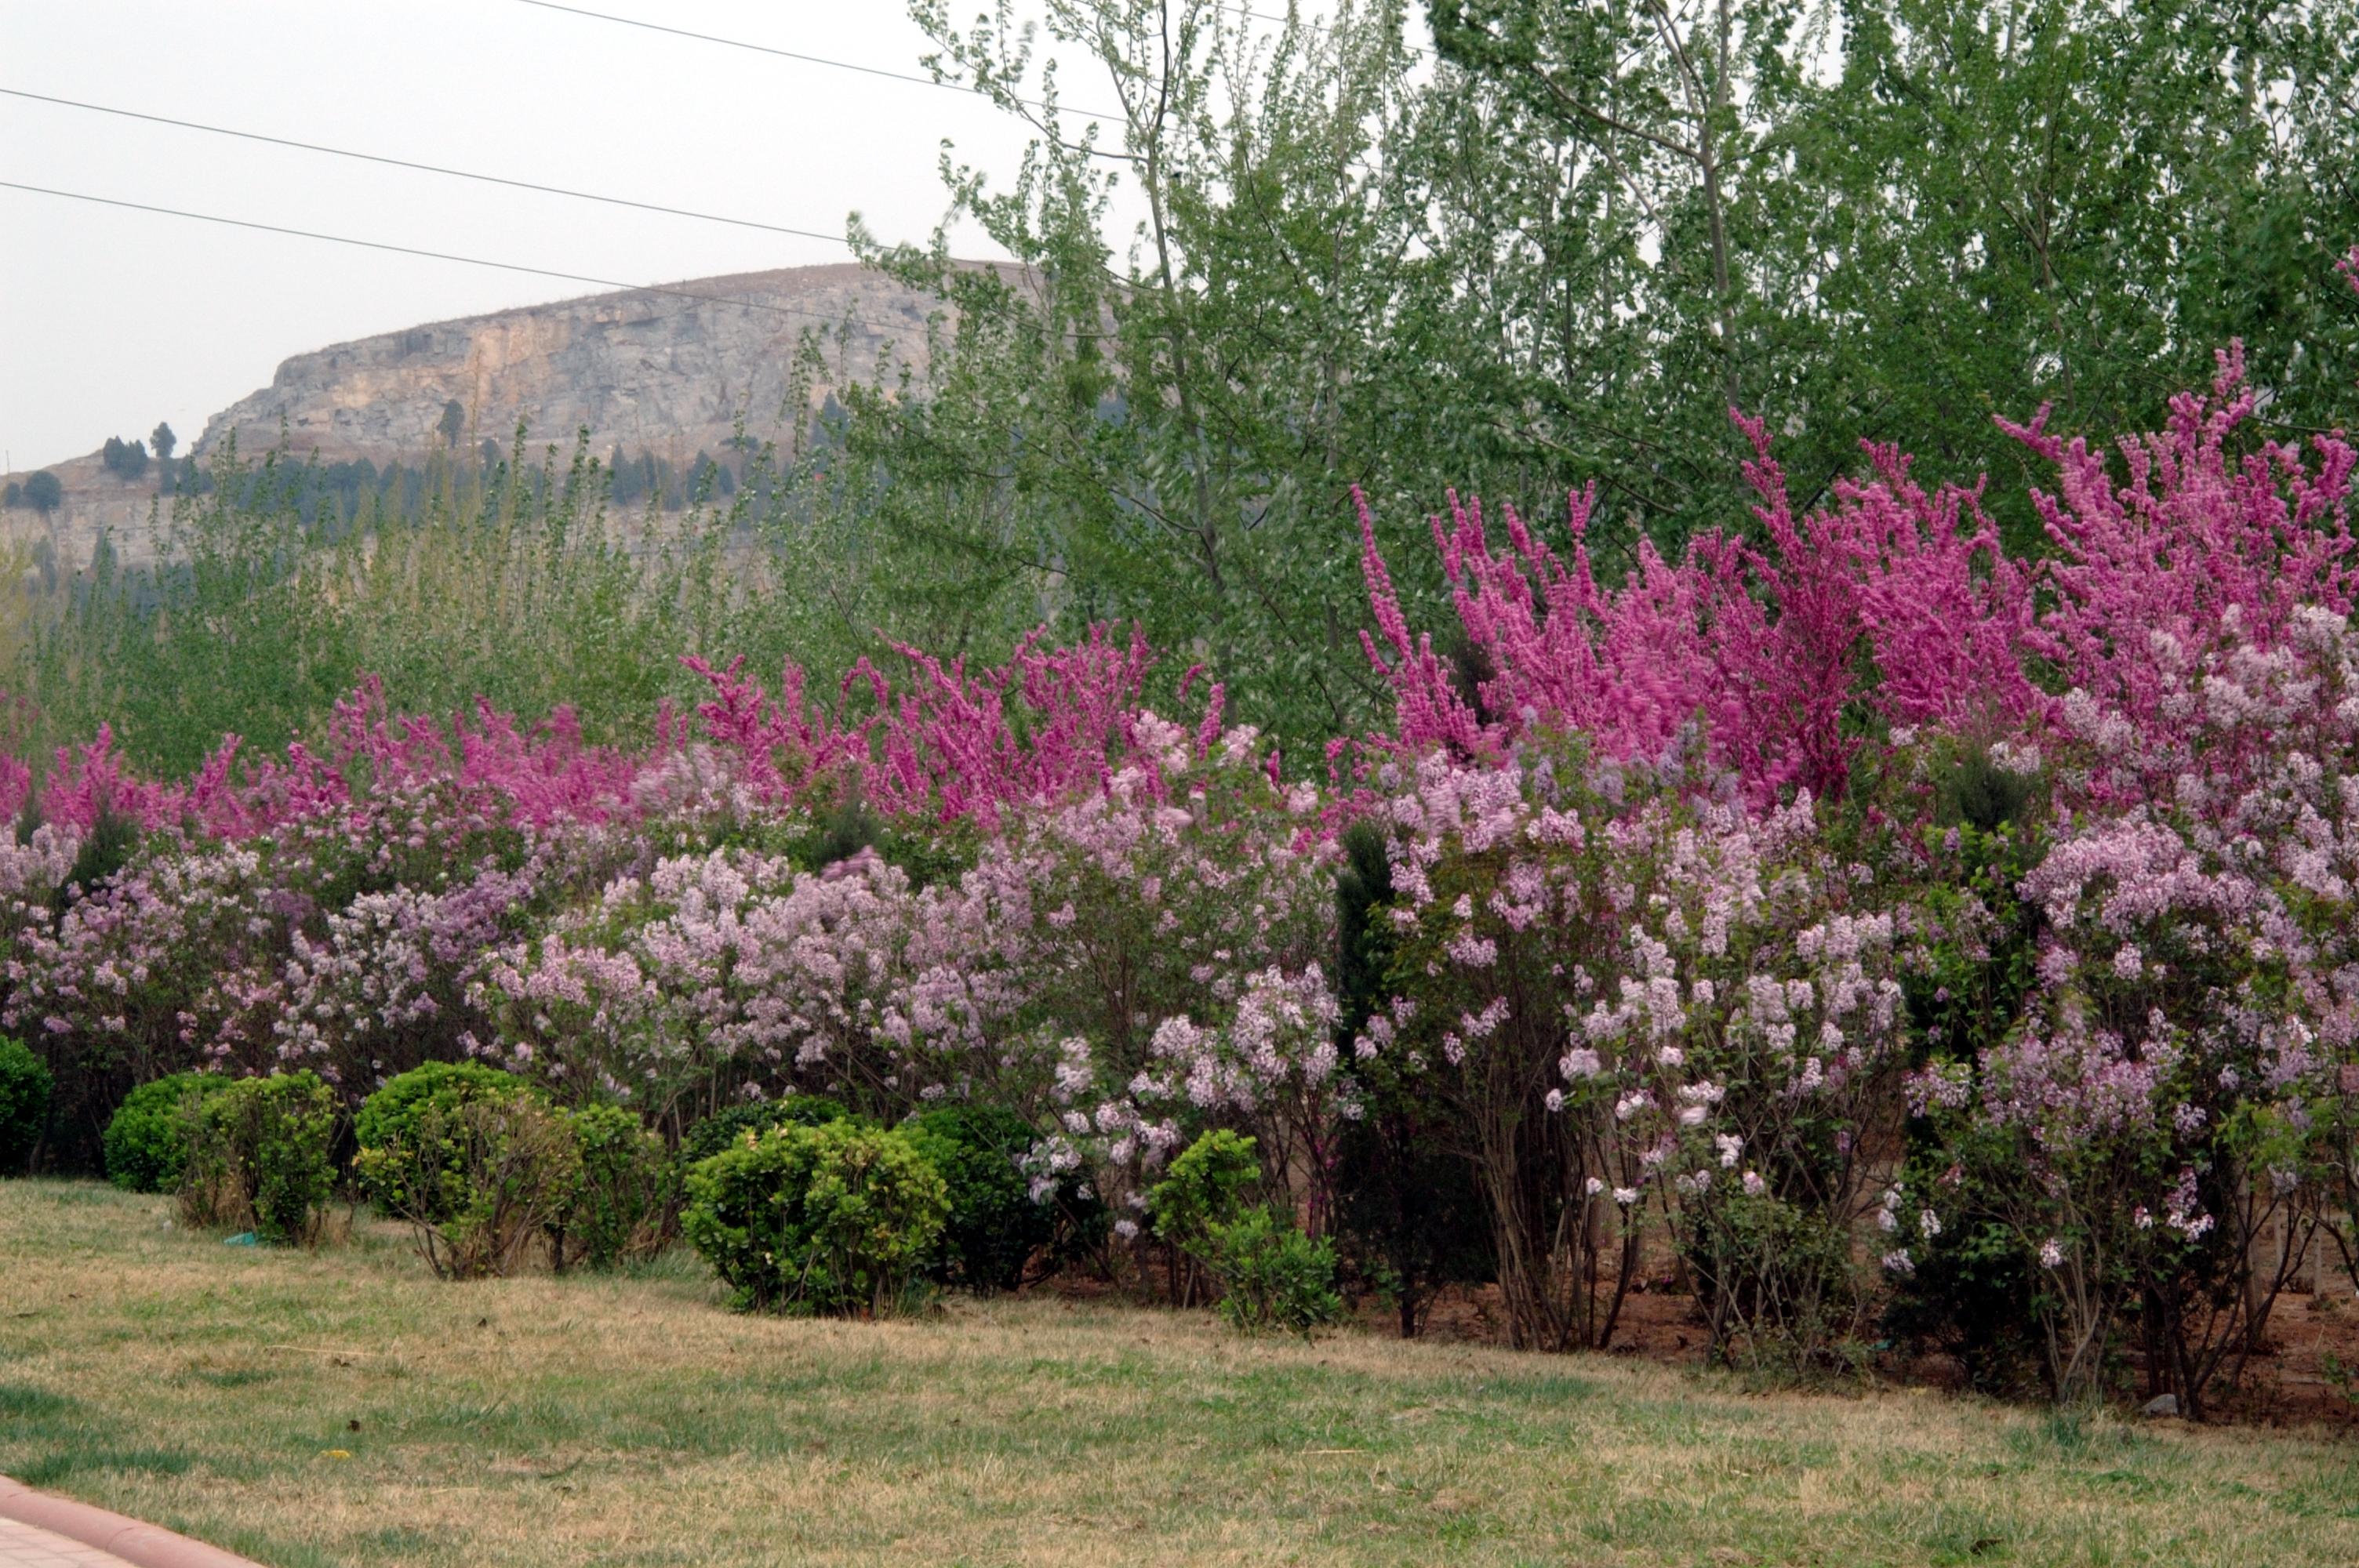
2, 262, 954, 570
191, 262, 943, 466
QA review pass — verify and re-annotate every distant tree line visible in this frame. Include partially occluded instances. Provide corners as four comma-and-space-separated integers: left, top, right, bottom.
606, 445, 738, 510
2, 472, 63, 516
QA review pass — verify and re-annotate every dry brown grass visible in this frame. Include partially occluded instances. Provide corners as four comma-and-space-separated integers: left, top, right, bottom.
2, 1179, 2355, 1566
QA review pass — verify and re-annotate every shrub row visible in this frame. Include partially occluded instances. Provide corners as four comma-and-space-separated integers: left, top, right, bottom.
4, 343, 2357, 1400
73, 1058, 1090, 1309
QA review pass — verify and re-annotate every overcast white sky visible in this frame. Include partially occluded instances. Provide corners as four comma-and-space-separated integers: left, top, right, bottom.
1, 1, 1390, 472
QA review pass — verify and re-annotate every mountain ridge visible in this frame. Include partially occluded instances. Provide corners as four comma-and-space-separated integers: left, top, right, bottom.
193, 260, 944, 465
2, 260, 959, 569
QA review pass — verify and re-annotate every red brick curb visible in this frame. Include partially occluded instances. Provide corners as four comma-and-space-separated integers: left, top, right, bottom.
0, 1478, 262, 1568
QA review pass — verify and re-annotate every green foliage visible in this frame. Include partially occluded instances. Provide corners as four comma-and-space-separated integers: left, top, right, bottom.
1202, 1206, 1348, 1338
1885, 789, 2052, 1389
356, 1091, 580, 1279
180, 1072, 335, 1245
678, 1094, 857, 1168
1150, 1129, 1262, 1251
16, 433, 789, 777
60, 804, 140, 902
18, 471, 60, 517
902, 1103, 1056, 1292
549, 1104, 674, 1272
1329, 820, 1493, 1335
100, 437, 149, 481
681, 1120, 949, 1316
1882, 1131, 2052, 1397
0, 1037, 53, 1174
100, 1071, 231, 1193
352, 1062, 543, 1218
1332, 822, 1393, 1044
1681, 1186, 1871, 1377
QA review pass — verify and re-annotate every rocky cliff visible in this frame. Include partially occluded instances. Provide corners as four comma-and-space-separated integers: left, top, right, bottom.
193, 262, 941, 465
3, 263, 953, 570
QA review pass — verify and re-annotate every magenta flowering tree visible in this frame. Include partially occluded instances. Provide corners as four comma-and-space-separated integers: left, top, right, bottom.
679, 622, 1198, 829
1350, 414, 2041, 804
2009, 347, 2357, 812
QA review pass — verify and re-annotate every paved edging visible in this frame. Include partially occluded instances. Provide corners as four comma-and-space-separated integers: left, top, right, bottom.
0, 1479, 262, 1568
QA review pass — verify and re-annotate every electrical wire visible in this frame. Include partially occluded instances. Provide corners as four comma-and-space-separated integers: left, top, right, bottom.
0, 180, 915, 332
0, 87, 852, 246
510, 0, 1124, 121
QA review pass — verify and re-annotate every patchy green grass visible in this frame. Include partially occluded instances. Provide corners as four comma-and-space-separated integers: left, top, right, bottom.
1, 1179, 2353, 1566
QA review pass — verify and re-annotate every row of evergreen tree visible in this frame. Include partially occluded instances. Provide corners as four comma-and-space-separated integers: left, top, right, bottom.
3, 428, 750, 532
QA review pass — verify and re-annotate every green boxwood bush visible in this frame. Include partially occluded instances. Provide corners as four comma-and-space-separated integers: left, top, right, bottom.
903, 1104, 1057, 1292
355, 1067, 576, 1278
375, 1094, 582, 1283
1204, 1207, 1347, 1338
181, 1072, 336, 1245
1150, 1128, 1262, 1250
353, 1062, 542, 1218
678, 1094, 855, 1168
550, 1104, 674, 1272
0, 1037, 52, 1174
682, 1120, 948, 1316
101, 1072, 232, 1192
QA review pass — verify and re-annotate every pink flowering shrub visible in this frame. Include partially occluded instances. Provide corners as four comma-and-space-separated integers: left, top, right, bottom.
1350, 739, 1909, 1358
478, 845, 990, 1136
479, 720, 1336, 1238
1901, 599, 2359, 1413
6, 837, 289, 1143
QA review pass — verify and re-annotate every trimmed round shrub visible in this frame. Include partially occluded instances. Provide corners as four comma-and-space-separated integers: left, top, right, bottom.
902, 1104, 1057, 1293
1204, 1207, 1347, 1338
358, 1091, 580, 1279
354, 1062, 541, 1218
181, 1072, 336, 1245
550, 1104, 674, 1272
0, 1037, 52, 1174
682, 1120, 948, 1316
102, 1072, 232, 1192
678, 1094, 855, 1168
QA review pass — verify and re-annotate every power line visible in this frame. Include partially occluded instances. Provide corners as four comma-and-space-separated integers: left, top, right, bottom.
510, 0, 1123, 122
509, 3, 1422, 140
0, 180, 917, 333
0, 87, 852, 247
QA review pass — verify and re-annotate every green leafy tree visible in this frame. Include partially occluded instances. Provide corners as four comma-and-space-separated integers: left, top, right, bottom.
101, 437, 150, 481
1426, 0, 2359, 551
21, 471, 61, 517
831, 0, 2359, 756
858, 1, 1423, 742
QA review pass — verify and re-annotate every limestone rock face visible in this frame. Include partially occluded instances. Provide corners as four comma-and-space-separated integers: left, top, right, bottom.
4, 263, 954, 569
193, 262, 941, 465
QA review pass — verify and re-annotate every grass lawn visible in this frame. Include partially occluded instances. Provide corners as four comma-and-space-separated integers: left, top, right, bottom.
2, 1181, 2354, 1566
